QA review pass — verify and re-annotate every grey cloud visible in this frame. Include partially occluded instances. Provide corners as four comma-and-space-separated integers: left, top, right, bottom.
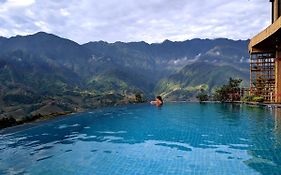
0, 0, 271, 43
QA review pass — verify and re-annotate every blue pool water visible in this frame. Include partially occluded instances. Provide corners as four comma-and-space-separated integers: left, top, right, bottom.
1, 103, 281, 175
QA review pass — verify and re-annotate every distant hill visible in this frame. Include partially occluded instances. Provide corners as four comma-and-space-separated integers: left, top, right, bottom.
155, 62, 249, 101
0, 32, 250, 120
84, 37, 250, 100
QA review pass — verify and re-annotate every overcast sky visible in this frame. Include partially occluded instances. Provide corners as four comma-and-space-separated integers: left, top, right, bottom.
0, 0, 271, 44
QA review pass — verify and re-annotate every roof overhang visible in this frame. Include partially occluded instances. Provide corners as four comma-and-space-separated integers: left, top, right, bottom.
249, 16, 281, 54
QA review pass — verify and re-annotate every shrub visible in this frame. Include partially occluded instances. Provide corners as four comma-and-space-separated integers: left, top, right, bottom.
212, 78, 242, 102
242, 95, 265, 103
252, 96, 264, 103
135, 93, 144, 103
242, 95, 254, 102
3, 94, 34, 104
196, 93, 208, 102
0, 117, 17, 129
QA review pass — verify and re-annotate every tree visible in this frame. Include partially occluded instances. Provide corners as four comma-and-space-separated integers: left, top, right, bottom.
213, 78, 242, 102
135, 93, 143, 103
196, 92, 208, 102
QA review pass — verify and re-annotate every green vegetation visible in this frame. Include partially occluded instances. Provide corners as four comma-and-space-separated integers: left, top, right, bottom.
0, 117, 17, 129
213, 78, 242, 102
3, 94, 37, 105
0, 32, 251, 128
196, 92, 209, 102
135, 93, 144, 103
155, 62, 249, 101
253, 96, 265, 103
242, 95, 253, 102
242, 95, 265, 103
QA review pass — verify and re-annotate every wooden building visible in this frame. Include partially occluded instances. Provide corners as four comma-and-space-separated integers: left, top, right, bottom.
249, 0, 281, 103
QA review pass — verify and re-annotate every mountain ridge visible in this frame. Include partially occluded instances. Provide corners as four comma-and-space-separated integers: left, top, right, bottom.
0, 31, 250, 121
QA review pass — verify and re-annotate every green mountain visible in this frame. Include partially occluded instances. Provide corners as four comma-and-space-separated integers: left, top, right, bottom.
0, 32, 250, 122
155, 62, 249, 101
84, 38, 250, 100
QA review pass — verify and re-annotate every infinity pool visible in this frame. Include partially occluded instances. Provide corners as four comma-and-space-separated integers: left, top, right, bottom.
1, 103, 281, 175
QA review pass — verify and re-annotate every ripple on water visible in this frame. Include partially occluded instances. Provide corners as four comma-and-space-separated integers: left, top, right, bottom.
34, 145, 53, 152
36, 155, 54, 162
57, 124, 81, 129
0, 103, 280, 175
25, 140, 40, 147
4, 168, 26, 175
41, 133, 49, 136
229, 143, 250, 150
77, 135, 98, 142
97, 131, 127, 134
215, 150, 232, 155
197, 144, 218, 149
103, 150, 112, 154
56, 139, 75, 145
154, 142, 192, 152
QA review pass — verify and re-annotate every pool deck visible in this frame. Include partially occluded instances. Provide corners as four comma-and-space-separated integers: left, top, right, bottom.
226, 101, 281, 108
170, 100, 281, 108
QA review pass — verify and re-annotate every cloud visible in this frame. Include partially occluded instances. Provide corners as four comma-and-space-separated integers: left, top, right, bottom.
0, 0, 35, 12
0, 0, 271, 43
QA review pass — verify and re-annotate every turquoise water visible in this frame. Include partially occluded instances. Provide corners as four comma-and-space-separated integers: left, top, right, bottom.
1, 103, 281, 175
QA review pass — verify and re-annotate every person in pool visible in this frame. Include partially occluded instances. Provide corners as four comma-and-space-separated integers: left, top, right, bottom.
150, 96, 163, 107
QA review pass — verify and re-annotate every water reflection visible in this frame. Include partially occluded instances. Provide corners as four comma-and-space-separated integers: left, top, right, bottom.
240, 107, 281, 174
273, 108, 281, 146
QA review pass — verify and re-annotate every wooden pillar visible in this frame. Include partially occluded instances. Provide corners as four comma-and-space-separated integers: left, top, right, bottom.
275, 51, 281, 103
271, 0, 275, 23
279, 0, 281, 19
274, 0, 280, 21
274, 0, 277, 21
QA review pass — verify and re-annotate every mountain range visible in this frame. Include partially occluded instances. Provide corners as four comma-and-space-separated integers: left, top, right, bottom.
0, 32, 250, 120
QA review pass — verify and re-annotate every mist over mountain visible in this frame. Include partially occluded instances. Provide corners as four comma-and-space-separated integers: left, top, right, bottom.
84, 37, 250, 100
0, 32, 250, 119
